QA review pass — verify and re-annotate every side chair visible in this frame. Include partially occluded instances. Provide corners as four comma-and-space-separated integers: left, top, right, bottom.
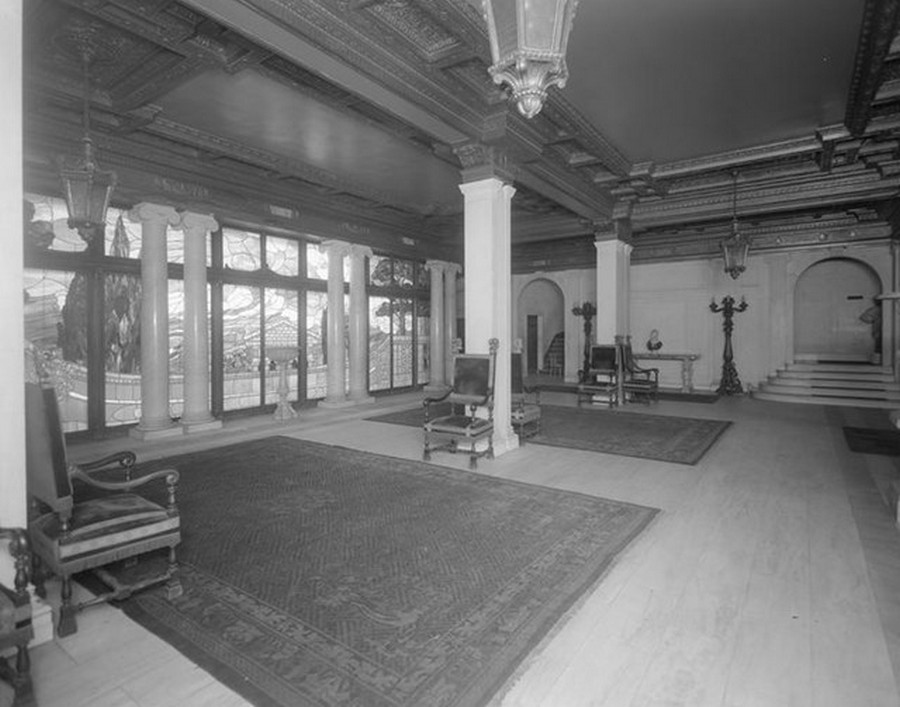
576, 344, 621, 408
511, 352, 542, 441
0, 528, 33, 706
24, 346, 182, 638
621, 338, 659, 404
423, 338, 498, 468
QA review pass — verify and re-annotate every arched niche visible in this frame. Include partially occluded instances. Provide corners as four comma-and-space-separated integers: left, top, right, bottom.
516, 277, 565, 376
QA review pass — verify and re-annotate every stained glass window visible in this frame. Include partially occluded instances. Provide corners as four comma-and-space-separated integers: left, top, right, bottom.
223, 227, 261, 270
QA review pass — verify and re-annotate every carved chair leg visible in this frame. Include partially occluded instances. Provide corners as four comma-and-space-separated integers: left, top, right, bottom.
164, 546, 182, 600
57, 576, 77, 638
30, 556, 47, 601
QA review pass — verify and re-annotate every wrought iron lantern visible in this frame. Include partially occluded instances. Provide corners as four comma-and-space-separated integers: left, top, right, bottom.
59, 44, 116, 234
481, 0, 580, 119
721, 170, 750, 279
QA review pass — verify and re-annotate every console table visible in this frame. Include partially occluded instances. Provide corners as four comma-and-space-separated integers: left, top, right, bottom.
633, 352, 700, 393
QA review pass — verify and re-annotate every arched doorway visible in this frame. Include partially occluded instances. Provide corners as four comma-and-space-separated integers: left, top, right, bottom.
517, 278, 565, 376
794, 257, 882, 362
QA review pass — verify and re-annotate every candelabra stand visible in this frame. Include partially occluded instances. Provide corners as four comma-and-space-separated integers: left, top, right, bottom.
267, 346, 298, 421
572, 301, 596, 382
709, 295, 749, 395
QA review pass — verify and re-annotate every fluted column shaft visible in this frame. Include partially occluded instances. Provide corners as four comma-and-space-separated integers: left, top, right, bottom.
425, 260, 446, 390
179, 212, 221, 432
348, 244, 374, 403
320, 240, 351, 407
129, 203, 181, 439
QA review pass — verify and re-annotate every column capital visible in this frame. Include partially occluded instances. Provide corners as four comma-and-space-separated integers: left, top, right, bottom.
319, 239, 351, 257
128, 202, 180, 228
454, 142, 516, 184
348, 243, 373, 260
459, 177, 516, 202
178, 211, 219, 234
594, 238, 633, 257
425, 259, 461, 274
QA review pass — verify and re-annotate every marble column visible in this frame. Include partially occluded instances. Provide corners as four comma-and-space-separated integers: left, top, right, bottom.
348, 243, 374, 404
179, 212, 222, 433
443, 262, 461, 384
424, 260, 446, 391
130, 203, 181, 439
319, 240, 352, 408
459, 176, 518, 457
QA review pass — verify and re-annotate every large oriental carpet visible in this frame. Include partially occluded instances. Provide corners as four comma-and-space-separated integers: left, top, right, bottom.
116, 436, 658, 707
368, 404, 731, 465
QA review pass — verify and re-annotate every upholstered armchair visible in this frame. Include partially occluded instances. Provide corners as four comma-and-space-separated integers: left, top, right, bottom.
0, 528, 33, 706
423, 338, 498, 468
24, 346, 182, 638
511, 352, 541, 441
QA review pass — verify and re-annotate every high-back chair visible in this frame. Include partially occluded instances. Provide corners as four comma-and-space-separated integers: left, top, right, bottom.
24, 346, 182, 637
423, 338, 498, 468
621, 339, 659, 403
511, 352, 542, 441
576, 344, 621, 407
0, 528, 33, 705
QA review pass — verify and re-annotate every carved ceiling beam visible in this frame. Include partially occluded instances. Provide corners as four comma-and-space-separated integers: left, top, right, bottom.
181, 0, 483, 143
631, 169, 900, 230
844, 0, 900, 136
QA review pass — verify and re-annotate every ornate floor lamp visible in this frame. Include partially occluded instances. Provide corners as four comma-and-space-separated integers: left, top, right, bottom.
709, 295, 749, 395
572, 301, 596, 382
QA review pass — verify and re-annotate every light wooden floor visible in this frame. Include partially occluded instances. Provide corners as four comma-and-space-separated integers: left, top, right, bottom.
31, 392, 900, 707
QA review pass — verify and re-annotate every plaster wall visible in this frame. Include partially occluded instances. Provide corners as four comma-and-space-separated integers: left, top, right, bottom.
513, 241, 893, 392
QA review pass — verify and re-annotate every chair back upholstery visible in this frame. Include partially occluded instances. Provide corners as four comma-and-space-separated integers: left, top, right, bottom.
588, 344, 619, 375
447, 338, 498, 406
24, 349, 74, 520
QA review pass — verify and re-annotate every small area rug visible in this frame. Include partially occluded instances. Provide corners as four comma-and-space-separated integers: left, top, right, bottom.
843, 427, 900, 456
368, 405, 730, 465
113, 436, 659, 707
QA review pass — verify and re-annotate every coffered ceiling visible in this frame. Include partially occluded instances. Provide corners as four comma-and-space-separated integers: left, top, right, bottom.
22, 0, 900, 268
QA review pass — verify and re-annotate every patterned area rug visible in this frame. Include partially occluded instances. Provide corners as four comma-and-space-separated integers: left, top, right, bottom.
114, 437, 658, 707
843, 427, 900, 456
368, 405, 731, 465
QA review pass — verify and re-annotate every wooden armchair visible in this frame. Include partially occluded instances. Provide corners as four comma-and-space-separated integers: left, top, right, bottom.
24, 348, 182, 638
621, 339, 659, 404
423, 338, 498, 468
576, 344, 620, 408
511, 352, 541, 441
0, 528, 33, 706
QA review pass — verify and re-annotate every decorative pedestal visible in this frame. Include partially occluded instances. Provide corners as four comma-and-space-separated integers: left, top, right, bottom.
268, 346, 298, 422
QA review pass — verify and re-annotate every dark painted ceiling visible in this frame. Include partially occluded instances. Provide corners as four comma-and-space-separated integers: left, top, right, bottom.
22, 0, 900, 268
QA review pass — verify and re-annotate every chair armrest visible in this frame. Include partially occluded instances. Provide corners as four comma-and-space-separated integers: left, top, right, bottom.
72, 468, 180, 515
72, 467, 179, 491
77, 450, 137, 472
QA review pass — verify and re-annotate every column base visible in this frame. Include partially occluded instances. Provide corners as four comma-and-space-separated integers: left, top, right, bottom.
348, 395, 376, 405
130, 421, 182, 440
273, 403, 297, 422
318, 397, 355, 409
492, 426, 520, 458
181, 417, 223, 434
30, 594, 54, 647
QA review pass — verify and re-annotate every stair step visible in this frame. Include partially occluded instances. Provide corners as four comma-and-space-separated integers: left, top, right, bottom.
752, 390, 897, 409
777, 370, 894, 382
759, 382, 900, 401
768, 377, 900, 391
786, 362, 891, 374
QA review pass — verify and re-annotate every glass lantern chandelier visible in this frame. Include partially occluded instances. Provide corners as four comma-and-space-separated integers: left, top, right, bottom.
481, 0, 580, 119
721, 170, 751, 279
59, 41, 116, 236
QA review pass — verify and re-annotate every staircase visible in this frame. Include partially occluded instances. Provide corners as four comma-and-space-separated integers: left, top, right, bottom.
753, 361, 900, 409
541, 332, 565, 376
